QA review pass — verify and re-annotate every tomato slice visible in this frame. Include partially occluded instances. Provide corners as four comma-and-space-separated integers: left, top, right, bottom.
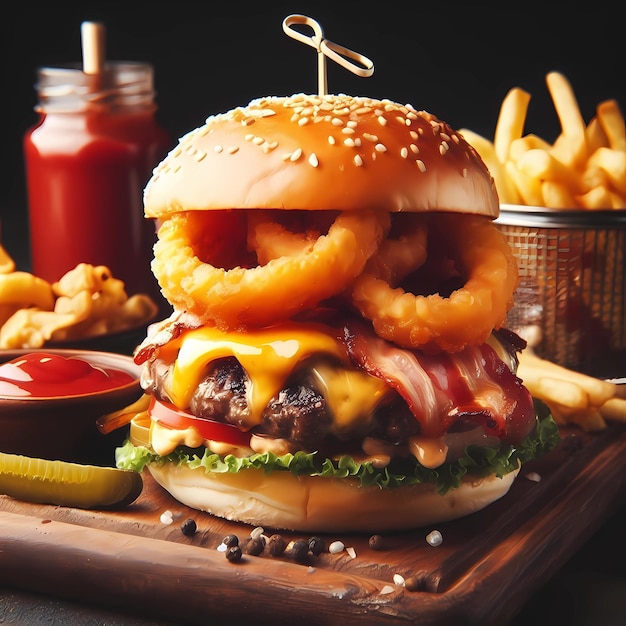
148, 397, 251, 447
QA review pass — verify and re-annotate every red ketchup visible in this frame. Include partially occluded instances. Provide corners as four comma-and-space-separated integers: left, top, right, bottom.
23, 63, 171, 307
0, 353, 135, 398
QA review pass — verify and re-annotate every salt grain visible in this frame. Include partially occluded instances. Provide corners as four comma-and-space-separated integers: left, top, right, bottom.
328, 540, 345, 554
426, 530, 443, 546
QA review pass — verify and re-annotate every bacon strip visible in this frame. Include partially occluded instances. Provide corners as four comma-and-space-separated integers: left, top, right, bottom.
342, 320, 535, 444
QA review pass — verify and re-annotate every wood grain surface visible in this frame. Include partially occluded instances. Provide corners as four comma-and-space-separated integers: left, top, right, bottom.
1, 424, 625, 626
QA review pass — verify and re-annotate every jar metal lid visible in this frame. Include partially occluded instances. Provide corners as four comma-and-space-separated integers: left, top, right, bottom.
34, 61, 156, 113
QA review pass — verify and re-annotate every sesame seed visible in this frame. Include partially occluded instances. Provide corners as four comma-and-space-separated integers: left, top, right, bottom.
308, 153, 319, 167
252, 136, 264, 145
298, 117, 310, 126
440, 141, 449, 155
354, 138, 362, 147
416, 160, 426, 172
347, 120, 357, 128
354, 155, 364, 167
410, 131, 418, 140
355, 106, 372, 115
195, 150, 207, 162
440, 133, 451, 141
377, 116, 388, 126
328, 136, 336, 145
290, 148, 303, 162
243, 117, 256, 126
400, 147, 409, 158
227, 146, 239, 155
410, 144, 419, 154
374, 143, 387, 153
363, 133, 378, 142
341, 127, 356, 134
462, 168, 468, 177
344, 138, 356, 147
290, 113, 299, 123
214, 145, 223, 154
244, 134, 255, 142
331, 118, 344, 126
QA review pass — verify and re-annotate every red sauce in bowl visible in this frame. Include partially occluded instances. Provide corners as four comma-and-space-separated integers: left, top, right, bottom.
0, 352, 135, 398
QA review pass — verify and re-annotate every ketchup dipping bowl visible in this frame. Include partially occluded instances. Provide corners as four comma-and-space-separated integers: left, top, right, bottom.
0, 349, 142, 462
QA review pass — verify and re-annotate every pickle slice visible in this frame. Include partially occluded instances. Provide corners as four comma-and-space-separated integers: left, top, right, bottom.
0, 451, 143, 509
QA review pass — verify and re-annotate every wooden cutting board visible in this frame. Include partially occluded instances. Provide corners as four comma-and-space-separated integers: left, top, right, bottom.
1, 423, 625, 626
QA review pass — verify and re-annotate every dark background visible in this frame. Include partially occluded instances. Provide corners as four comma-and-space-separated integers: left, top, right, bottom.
0, 4, 625, 624
1, 0, 624, 267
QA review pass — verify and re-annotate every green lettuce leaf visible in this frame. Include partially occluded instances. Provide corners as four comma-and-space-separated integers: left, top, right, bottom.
115, 404, 560, 495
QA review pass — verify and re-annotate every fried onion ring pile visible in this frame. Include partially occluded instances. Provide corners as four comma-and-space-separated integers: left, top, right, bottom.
152, 209, 388, 329
152, 208, 517, 352
351, 214, 518, 352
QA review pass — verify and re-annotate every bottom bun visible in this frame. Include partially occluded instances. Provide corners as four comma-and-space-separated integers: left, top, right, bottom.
148, 463, 520, 533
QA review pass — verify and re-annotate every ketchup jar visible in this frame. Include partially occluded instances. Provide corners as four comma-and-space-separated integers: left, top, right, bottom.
23, 62, 171, 310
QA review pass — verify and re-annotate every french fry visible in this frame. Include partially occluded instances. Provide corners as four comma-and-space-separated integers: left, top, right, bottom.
0, 244, 15, 274
520, 351, 616, 406
588, 147, 626, 196
585, 116, 609, 154
598, 397, 626, 422
459, 128, 521, 203
541, 180, 577, 208
578, 184, 613, 209
494, 87, 531, 163
461, 70, 626, 210
545, 71, 586, 139
553, 404, 607, 432
504, 161, 544, 205
597, 99, 626, 151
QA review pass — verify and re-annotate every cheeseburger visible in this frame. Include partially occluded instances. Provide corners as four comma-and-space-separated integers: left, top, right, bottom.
115, 93, 559, 532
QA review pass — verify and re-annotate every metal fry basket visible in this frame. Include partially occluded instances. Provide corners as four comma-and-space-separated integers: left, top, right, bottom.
495, 205, 626, 374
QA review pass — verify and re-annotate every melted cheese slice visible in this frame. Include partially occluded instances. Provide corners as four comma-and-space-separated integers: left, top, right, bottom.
160, 322, 387, 430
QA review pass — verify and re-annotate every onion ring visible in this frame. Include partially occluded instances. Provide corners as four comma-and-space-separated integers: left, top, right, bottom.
152, 210, 388, 329
350, 214, 518, 352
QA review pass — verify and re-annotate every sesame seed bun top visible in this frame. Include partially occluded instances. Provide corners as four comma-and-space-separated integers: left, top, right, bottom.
144, 93, 499, 219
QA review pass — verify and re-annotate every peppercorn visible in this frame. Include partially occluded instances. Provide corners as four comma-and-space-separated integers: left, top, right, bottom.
245, 536, 266, 556
308, 536, 326, 556
266, 534, 287, 556
290, 539, 310, 562
180, 518, 197, 537
222, 534, 239, 547
368, 534, 384, 550
404, 575, 426, 592
226, 545, 243, 562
